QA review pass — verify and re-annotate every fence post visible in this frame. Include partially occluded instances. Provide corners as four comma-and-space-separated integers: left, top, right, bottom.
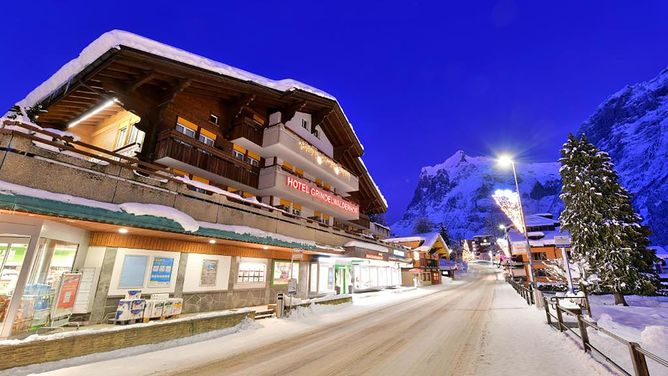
628, 342, 650, 376
544, 297, 551, 325
555, 300, 564, 332
576, 315, 590, 352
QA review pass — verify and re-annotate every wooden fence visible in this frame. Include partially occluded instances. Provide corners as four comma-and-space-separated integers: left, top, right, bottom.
506, 278, 667, 376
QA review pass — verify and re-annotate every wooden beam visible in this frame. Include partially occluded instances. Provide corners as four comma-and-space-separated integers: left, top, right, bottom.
311, 107, 334, 132
128, 70, 157, 92
279, 101, 307, 124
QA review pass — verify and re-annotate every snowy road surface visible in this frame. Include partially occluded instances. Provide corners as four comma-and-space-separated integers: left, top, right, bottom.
11, 265, 614, 376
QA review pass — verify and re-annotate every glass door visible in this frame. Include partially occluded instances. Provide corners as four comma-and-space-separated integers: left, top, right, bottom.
0, 238, 30, 332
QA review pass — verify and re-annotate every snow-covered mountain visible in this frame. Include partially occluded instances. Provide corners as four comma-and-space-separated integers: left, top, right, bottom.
391, 150, 562, 239
579, 67, 668, 246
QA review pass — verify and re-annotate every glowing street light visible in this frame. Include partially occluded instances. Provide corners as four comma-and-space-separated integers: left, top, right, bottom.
496, 155, 537, 287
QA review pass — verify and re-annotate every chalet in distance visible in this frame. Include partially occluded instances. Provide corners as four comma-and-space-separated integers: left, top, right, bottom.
385, 233, 451, 286
0, 30, 410, 338
503, 213, 573, 286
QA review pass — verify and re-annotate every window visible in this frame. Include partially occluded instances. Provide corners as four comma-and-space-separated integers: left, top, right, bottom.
176, 123, 196, 138
233, 150, 245, 160
247, 157, 259, 167
199, 134, 215, 147
114, 126, 128, 150
312, 129, 319, 138
292, 203, 302, 216
301, 119, 309, 130
127, 125, 145, 146
237, 262, 266, 284
209, 114, 219, 125
532, 252, 548, 261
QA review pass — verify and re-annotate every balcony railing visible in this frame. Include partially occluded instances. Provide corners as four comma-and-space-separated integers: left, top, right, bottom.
229, 117, 264, 146
155, 130, 259, 187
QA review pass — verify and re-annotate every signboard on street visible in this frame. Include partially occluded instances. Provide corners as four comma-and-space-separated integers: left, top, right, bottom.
511, 242, 527, 253
554, 235, 571, 248
287, 278, 297, 296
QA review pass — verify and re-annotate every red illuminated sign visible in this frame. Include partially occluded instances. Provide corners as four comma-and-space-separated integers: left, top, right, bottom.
286, 176, 359, 215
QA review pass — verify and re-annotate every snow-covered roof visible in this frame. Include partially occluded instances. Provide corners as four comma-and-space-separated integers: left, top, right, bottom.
15, 30, 388, 214
343, 240, 389, 253
18, 30, 336, 109
385, 232, 448, 253
508, 227, 570, 248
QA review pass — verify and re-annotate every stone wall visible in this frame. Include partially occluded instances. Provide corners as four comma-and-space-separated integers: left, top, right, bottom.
0, 310, 252, 371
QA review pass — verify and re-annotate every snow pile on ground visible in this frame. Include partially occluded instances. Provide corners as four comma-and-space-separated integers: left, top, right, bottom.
119, 202, 199, 232
285, 302, 351, 321
0, 317, 260, 376
587, 295, 668, 375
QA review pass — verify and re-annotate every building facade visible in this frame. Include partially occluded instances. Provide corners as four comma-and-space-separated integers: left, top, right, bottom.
385, 233, 450, 286
0, 31, 410, 338
504, 214, 572, 286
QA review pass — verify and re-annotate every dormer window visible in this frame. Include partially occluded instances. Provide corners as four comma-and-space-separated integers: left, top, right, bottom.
301, 119, 309, 130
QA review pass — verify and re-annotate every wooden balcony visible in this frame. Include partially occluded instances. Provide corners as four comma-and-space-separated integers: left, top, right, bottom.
229, 117, 264, 146
155, 130, 259, 187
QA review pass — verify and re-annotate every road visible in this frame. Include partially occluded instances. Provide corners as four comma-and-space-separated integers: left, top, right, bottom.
174, 266, 499, 376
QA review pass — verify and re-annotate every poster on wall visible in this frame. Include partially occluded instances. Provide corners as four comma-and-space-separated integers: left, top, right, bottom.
118, 255, 148, 288
52, 273, 82, 319
200, 259, 218, 287
148, 257, 174, 287
272, 261, 299, 285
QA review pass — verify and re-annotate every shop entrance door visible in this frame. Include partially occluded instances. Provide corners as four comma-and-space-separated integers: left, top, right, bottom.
334, 265, 348, 295
0, 237, 30, 334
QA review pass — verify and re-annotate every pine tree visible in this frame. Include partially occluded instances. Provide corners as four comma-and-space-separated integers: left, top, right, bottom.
438, 223, 451, 246
559, 134, 657, 305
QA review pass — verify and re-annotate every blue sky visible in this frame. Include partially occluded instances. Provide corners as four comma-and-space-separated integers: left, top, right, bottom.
2, 1, 668, 222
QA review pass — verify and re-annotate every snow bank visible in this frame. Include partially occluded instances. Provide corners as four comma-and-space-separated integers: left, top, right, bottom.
119, 202, 199, 232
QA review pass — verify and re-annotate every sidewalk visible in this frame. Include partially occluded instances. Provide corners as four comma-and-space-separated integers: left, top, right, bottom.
470, 278, 615, 376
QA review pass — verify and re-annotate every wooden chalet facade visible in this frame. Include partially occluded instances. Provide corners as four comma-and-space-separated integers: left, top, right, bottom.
0, 31, 407, 338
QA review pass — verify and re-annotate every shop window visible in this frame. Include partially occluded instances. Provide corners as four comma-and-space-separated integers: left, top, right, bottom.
237, 262, 266, 284
0, 238, 29, 329
9, 238, 79, 335
272, 261, 299, 286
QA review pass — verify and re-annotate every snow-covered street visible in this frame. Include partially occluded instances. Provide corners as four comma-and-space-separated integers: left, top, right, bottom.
8, 264, 614, 376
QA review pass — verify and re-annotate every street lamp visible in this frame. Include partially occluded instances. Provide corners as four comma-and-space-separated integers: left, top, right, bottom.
497, 155, 536, 287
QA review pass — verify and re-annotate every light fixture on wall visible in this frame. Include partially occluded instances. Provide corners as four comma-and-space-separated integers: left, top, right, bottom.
68, 98, 118, 128
262, 245, 269, 250
209, 239, 216, 244
118, 228, 129, 234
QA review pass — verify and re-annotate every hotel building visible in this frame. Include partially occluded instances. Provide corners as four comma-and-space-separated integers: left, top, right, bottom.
0, 31, 408, 337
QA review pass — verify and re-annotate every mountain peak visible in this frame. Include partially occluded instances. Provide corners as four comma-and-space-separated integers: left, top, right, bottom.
421, 150, 488, 177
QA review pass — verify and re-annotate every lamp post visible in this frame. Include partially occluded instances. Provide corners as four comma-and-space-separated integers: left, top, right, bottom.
497, 155, 536, 288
